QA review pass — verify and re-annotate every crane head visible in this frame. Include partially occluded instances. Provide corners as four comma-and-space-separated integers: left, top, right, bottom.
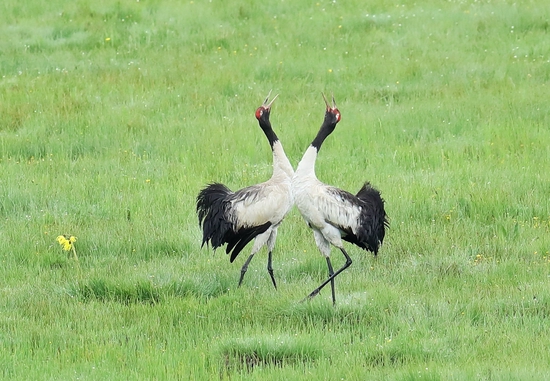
255, 90, 279, 120
322, 93, 341, 123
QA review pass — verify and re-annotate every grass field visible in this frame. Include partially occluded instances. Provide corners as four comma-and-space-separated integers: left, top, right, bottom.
1, 0, 549, 379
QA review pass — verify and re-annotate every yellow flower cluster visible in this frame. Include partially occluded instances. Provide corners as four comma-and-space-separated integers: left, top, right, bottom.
56, 235, 77, 251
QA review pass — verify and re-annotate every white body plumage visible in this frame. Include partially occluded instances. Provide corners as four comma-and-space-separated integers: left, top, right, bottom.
229, 141, 294, 256
197, 93, 294, 289
292, 94, 387, 305
293, 147, 362, 257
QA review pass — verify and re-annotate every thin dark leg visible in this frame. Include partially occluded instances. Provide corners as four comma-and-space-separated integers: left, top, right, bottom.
267, 251, 277, 289
326, 257, 336, 305
238, 253, 255, 287
302, 248, 352, 305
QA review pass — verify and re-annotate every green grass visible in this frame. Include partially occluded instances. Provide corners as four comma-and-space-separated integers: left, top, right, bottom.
1, 0, 550, 379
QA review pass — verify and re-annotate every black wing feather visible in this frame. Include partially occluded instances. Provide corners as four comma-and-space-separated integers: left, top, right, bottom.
196, 183, 273, 261
227, 221, 272, 263
196, 183, 234, 249
338, 182, 388, 255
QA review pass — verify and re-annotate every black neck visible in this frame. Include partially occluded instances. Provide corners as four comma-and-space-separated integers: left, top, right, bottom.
311, 112, 337, 152
259, 118, 279, 148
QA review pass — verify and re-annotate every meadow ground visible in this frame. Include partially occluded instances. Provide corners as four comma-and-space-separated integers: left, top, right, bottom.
1, 0, 549, 379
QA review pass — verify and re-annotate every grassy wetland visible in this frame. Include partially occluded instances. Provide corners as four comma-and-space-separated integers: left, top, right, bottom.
1, 0, 549, 379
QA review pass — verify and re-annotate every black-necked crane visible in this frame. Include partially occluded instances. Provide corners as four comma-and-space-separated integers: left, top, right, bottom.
196, 92, 294, 289
292, 94, 388, 305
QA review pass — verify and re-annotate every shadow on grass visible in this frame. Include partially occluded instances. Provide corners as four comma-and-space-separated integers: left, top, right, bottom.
364, 343, 433, 368
65, 276, 231, 304
217, 335, 325, 374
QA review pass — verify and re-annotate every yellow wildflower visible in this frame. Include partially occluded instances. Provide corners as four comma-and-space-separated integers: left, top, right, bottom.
56, 235, 78, 260
57, 235, 76, 251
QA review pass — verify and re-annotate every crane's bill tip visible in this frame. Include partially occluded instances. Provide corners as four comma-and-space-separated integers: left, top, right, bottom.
262, 90, 278, 108
331, 93, 337, 108
262, 89, 273, 104
321, 92, 330, 109
267, 93, 279, 107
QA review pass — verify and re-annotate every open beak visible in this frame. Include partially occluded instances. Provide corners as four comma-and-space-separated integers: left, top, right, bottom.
262, 90, 279, 110
322, 92, 337, 111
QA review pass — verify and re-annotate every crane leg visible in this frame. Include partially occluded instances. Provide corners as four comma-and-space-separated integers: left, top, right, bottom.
302, 248, 352, 305
267, 250, 277, 289
238, 253, 255, 287
326, 257, 336, 305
